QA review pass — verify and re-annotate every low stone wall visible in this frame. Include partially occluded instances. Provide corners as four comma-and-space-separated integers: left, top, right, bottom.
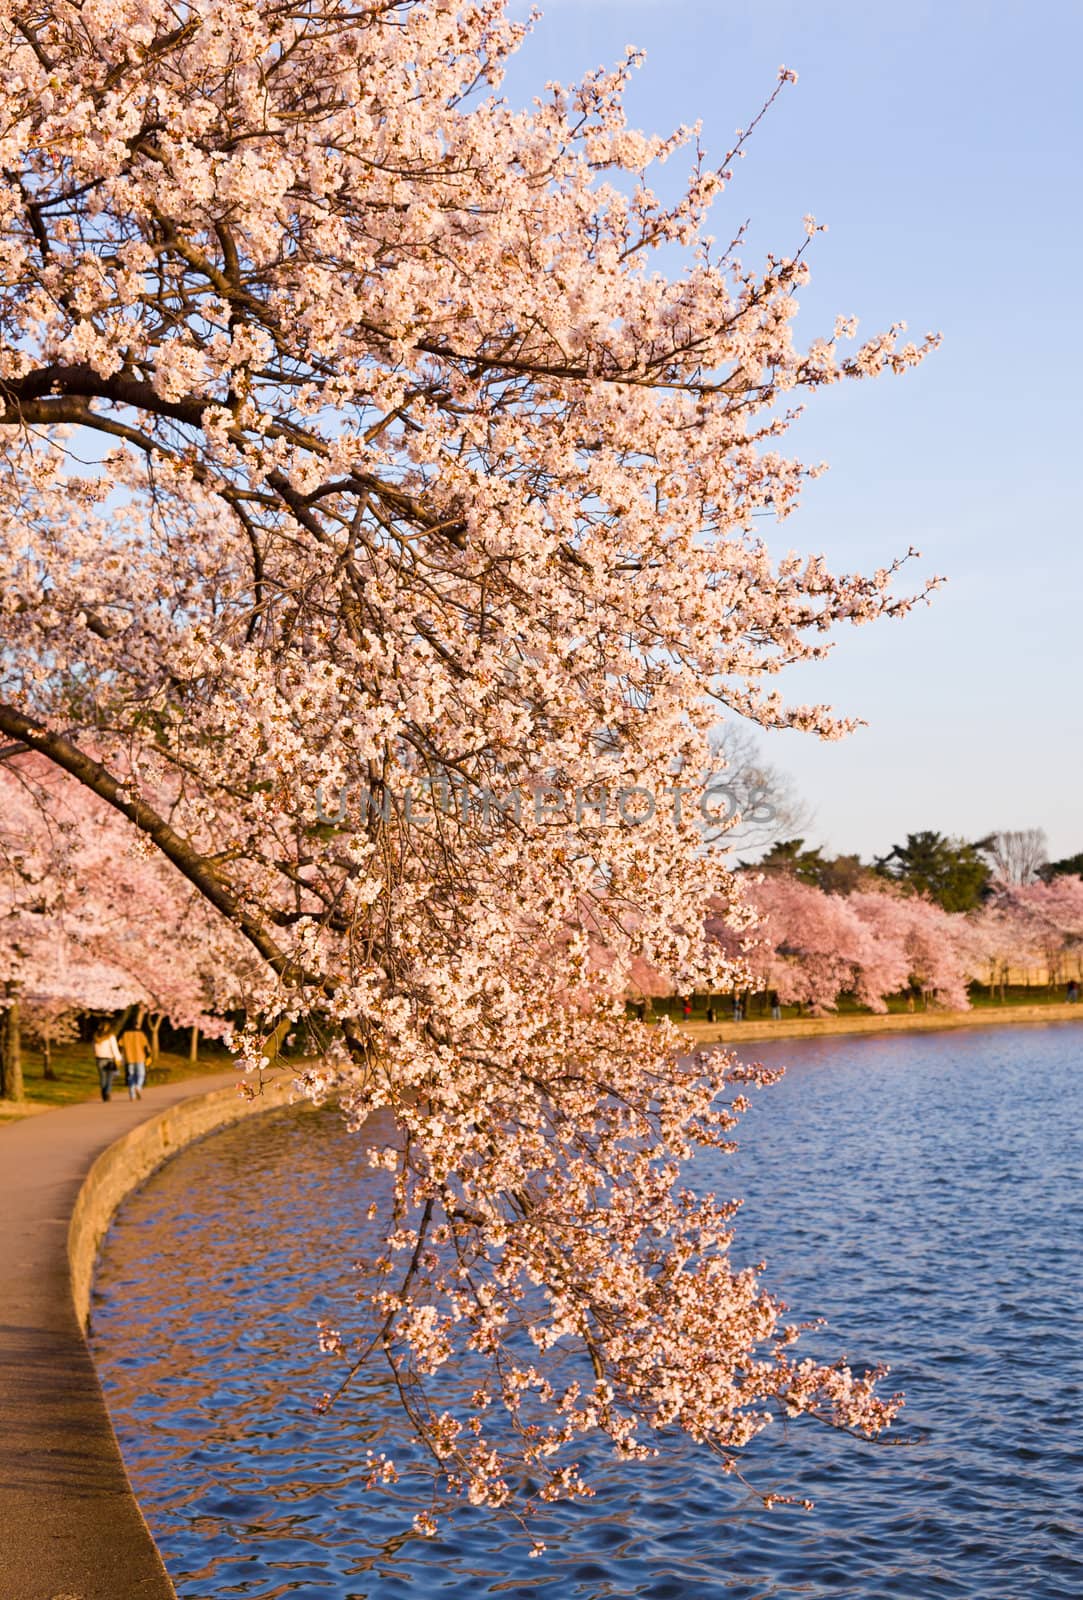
681, 1000, 1083, 1047
0, 1068, 305, 1600
70, 1073, 299, 1331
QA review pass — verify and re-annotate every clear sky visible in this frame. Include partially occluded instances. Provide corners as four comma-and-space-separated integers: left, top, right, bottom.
503, 0, 1083, 862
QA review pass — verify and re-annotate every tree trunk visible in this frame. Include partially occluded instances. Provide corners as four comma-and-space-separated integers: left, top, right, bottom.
1, 996, 24, 1102
149, 1012, 163, 1065
42, 1034, 56, 1081
189, 1024, 199, 1063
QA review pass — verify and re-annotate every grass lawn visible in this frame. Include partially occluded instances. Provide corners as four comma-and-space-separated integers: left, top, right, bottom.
964, 987, 1075, 1009
0, 1039, 237, 1121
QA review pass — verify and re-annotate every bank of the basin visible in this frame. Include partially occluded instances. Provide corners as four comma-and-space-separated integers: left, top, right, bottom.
90, 1023, 1083, 1599
679, 997, 1083, 1047
0, 1070, 296, 1600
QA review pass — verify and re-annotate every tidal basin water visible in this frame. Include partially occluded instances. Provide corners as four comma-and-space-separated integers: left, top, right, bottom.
91, 1023, 1083, 1598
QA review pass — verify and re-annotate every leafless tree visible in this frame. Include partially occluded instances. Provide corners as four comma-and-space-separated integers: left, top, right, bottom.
705, 725, 814, 854
985, 829, 1048, 886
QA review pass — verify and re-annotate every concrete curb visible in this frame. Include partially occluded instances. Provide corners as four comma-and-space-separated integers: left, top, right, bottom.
0, 1070, 298, 1600
679, 1000, 1083, 1048
70, 1076, 297, 1333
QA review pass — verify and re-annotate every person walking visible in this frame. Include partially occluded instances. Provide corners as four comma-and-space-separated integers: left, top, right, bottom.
92, 1022, 122, 1102
119, 1014, 151, 1101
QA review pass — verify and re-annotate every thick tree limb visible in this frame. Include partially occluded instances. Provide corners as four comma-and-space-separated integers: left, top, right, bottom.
0, 700, 301, 983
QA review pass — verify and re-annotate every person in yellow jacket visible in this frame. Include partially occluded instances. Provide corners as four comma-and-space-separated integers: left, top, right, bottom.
119, 1016, 150, 1100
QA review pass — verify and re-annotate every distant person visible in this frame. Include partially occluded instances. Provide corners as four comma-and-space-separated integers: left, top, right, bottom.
732, 997, 743, 1022
681, 996, 693, 1022
120, 1018, 151, 1100
706, 1003, 716, 1024
93, 1022, 121, 1102
769, 990, 782, 1021
1068, 980, 1079, 1004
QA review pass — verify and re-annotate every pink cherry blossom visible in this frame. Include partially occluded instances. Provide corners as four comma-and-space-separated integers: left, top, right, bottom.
0, 755, 251, 1032
0, 0, 939, 1520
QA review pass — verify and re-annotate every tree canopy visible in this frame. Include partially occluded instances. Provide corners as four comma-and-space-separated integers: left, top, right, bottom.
875, 831, 992, 913
752, 837, 867, 896
0, 0, 937, 1523
1043, 852, 1083, 883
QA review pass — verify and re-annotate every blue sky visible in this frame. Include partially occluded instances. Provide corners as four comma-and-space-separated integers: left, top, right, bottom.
503, 0, 1083, 861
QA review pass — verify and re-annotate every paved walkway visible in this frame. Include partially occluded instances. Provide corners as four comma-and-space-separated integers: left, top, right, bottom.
0, 1073, 238, 1600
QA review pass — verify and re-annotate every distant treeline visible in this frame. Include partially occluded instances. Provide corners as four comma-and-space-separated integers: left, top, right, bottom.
746, 828, 1082, 913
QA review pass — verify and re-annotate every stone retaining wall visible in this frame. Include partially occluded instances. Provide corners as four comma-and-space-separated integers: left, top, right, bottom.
681, 1000, 1083, 1047
70, 1073, 297, 1331
0, 1068, 301, 1600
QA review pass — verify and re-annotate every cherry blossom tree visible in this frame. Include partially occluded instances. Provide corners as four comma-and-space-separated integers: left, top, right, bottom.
0, 0, 942, 1521
708, 875, 875, 1015
987, 877, 1083, 989
20, 996, 79, 1079
964, 900, 1033, 998
849, 886, 971, 1011
0, 751, 98, 1095
0, 881, 139, 1097
704, 877, 974, 1016
0, 755, 247, 1078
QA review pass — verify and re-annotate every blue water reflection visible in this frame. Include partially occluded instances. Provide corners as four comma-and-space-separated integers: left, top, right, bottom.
91, 1023, 1083, 1597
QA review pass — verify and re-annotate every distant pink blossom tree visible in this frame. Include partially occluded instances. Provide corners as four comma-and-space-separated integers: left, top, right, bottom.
19, 996, 80, 1078
988, 878, 1083, 988
849, 887, 971, 1010
0, 756, 248, 1077
704, 878, 973, 1015
743, 875, 878, 1015
964, 901, 1033, 997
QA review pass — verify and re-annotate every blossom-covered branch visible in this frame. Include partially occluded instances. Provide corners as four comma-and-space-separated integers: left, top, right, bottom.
0, 0, 938, 1521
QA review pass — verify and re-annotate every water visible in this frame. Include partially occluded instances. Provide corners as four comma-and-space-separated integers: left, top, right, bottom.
91, 1023, 1083, 1598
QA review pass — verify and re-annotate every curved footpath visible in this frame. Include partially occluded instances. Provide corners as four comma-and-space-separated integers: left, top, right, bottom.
0, 1070, 296, 1600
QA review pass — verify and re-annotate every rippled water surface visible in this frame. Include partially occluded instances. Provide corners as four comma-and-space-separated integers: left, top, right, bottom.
92, 1024, 1083, 1598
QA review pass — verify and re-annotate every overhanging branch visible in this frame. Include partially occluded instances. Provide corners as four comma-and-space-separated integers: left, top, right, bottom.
0, 700, 304, 985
